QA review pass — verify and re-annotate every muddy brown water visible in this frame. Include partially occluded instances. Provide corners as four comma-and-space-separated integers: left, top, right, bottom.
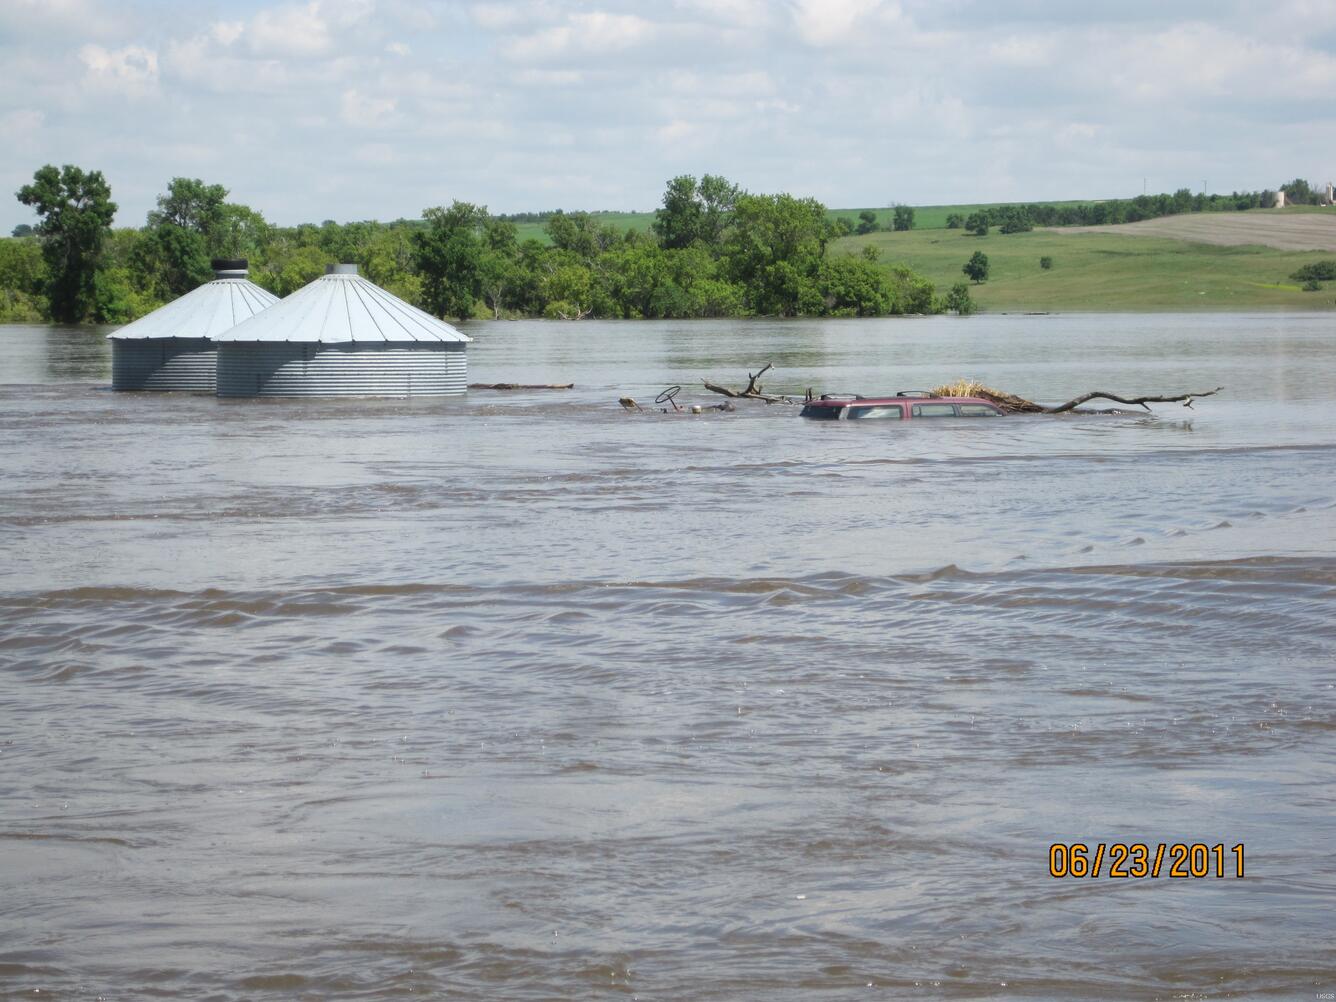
2, 314, 1334, 1000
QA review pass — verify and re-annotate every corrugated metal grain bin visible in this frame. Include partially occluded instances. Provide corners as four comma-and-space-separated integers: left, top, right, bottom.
108, 259, 278, 392
213, 264, 470, 398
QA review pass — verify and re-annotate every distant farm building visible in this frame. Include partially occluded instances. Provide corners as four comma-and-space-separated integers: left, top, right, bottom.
109, 259, 277, 391
213, 264, 470, 397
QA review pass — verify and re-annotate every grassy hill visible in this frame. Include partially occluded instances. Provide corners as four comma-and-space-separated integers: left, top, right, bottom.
837, 222, 1336, 311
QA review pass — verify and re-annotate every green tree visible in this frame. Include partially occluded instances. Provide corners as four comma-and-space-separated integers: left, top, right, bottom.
1280, 178, 1317, 205
213, 203, 272, 259
148, 177, 228, 245
652, 174, 741, 250
653, 175, 703, 249
818, 255, 892, 316
135, 223, 213, 299
856, 209, 879, 235
723, 192, 829, 315
945, 213, 965, 229
11, 223, 34, 238
1040, 256, 1053, 270
943, 281, 975, 315
16, 164, 118, 322
0, 236, 47, 321
697, 174, 740, 248
964, 211, 990, 237
413, 201, 486, 320
892, 205, 915, 231
886, 265, 936, 314
963, 250, 990, 284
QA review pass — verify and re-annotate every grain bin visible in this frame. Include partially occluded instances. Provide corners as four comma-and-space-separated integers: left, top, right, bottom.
108, 259, 278, 391
213, 264, 470, 397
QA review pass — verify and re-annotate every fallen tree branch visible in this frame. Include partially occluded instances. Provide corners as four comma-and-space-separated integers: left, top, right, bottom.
702, 362, 798, 404
468, 382, 574, 390
1043, 387, 1224, 414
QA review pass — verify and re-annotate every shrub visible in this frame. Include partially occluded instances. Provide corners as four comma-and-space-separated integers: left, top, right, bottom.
1302, 279, 1323, 291
1040, 256, 1053, 270
1291, 260, 1336, 282
943, 281, 976, 315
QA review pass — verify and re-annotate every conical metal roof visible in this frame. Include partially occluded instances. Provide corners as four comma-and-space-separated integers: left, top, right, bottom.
212, 264, 470, 344
108, 261, 278, 340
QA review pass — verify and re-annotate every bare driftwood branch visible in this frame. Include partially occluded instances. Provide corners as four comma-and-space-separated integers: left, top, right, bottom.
1043, 387, 1224, 414
702, 362, 797, 404
469, 382, 575, 390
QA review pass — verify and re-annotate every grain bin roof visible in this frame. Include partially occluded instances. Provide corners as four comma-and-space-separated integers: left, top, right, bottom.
212, 264, 470, 344
108, 260, 278, 340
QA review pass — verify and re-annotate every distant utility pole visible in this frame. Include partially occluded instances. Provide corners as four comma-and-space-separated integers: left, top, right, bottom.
1143, 177, 1147, 195
1203, 180, 1207, 194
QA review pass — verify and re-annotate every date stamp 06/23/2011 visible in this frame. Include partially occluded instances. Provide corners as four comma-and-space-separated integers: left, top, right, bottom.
1049, 842, 1245, 879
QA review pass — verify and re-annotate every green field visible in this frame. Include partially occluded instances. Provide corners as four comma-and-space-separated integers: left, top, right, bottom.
835, 226, 1336, 311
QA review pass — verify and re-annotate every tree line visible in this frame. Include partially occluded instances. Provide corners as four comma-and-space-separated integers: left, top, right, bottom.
942, 178, 1329, 236
2, 167, 970, 325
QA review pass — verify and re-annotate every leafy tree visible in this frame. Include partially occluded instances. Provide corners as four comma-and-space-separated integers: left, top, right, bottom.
892, 205, 915, 231
945, 213, 965, 229
963, 250, 989, 284
135, 223, 213, 299
886, 265, 936, 314
1302, 278, 1323, 291
831, 216, 854, 237
546, 210, 617, 260
818, 255, 893, 316
254, 243, 331, 297
697, 174, 741, 248
1281, 178, 1317, 205
1040, 256, 1053, 270
964, 212, 989, 237
16, 164, 118, 322
148, 177, 228, 245
856, 209, 879, 235
214, 203, 272, 259
414, 201, 487, 320
652, 174, 740, 250
0, 236, 47, 321
996, 206, 1032, 233
1291, 260, 1336, 282
943, 281, 975, 315
11, 223, 34, 238
653, 175, 703, 249
541, 262, 595, 318
723, 192, 829, 315
861, 245, 881, 262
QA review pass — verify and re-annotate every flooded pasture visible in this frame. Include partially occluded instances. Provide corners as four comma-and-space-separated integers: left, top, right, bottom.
1, 313, 1334, 999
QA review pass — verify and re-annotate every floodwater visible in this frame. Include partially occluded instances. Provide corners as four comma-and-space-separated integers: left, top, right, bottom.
1, 314, 1334, 1000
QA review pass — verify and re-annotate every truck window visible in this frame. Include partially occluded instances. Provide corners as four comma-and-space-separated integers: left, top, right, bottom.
911, 403, 957, 418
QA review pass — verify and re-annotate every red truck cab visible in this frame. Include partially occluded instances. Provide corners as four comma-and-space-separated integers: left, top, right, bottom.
799, 392, 1004, 420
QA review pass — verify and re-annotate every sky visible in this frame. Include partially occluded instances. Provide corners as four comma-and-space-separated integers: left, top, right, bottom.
3, 0, 1336, 231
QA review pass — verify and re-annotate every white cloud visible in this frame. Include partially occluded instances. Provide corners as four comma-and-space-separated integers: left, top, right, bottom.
340, 88, 398, 127
78, 43, 158, 95
504, 11, 655, 61
249, 2, 333, 56
791, 0, 886, 46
